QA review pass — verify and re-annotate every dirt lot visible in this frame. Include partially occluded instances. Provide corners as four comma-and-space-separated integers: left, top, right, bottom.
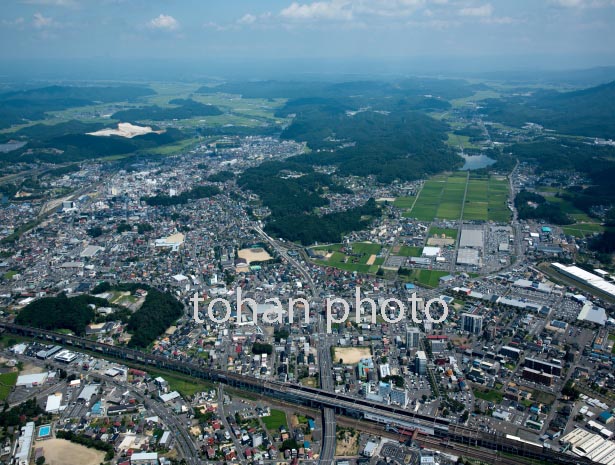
237, 247, 272, 263
333, 347, 371, 365
335, 429, 360, 456
40, 439, 105, 465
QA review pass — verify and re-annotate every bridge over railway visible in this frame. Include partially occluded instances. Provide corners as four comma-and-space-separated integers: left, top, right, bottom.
0, 322, 594, 465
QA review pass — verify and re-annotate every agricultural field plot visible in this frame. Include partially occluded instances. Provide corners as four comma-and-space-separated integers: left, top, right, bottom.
487, 177, 511, 223
537, 188, 604, 237
436, 176, 466, 220
562, 223, 605, 237
462, 175, 510, 222
406, 179, 446, 221
393, 196, 416, 209
312, 242, 383, 273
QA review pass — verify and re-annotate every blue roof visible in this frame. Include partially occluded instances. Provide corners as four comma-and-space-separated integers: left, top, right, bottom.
405, 283, 415, 289
599, 411, 613, 420
541, 226, 552, 232
307, 419, 315, 428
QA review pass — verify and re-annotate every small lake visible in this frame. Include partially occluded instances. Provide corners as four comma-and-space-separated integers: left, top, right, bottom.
0, 141, 26, 153
459, 153, 496, 170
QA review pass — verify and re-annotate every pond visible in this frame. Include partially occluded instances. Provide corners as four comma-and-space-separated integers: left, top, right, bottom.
459, 153, 496, 170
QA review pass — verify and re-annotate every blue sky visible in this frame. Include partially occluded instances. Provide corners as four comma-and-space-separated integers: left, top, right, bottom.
1, 0, 615, 68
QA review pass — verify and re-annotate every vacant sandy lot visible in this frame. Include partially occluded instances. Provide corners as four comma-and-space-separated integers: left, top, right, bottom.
237, 247, 272, 264
41, 439, 105, 465
333, 347, 371, 365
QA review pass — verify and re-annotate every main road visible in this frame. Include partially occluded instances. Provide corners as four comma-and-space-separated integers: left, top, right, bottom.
254, 224, 336, 465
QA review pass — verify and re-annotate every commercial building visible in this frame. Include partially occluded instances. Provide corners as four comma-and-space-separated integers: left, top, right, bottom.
54, 350, 78, 363
578, 301, 608, 326
405, 327, 421, 349
16, 372, 48, 387
460, 228, 484, 249
457, 248, 480, 266
461, 313, 483, 335
45, 393, 62, 413
415, 351, 427, 375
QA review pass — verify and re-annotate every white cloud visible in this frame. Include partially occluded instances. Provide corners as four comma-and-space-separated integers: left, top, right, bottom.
1, 17, 25, 26
21, 0, 77, 6
33, 12, 53, 28
459, 3, 493, 17
280, 1, 354, 21
237, 13, 257, 25
549, 0, 615, 7
148, 14, 179, 31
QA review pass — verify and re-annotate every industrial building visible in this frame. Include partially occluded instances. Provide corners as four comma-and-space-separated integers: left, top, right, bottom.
551, 262, 615, 300
561, 427, 615, 464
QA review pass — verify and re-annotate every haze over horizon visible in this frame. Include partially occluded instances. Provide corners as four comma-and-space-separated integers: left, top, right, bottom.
2, 0, 615, 79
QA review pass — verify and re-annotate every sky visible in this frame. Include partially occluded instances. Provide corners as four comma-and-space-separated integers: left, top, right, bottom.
1, 0, 615, 76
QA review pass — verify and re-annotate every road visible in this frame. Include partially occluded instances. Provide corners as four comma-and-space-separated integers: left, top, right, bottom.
451, 170, 470, 272
317, 313, 336, 465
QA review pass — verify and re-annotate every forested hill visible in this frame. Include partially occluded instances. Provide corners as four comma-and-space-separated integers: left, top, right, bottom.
0, 85, 155, 129
482, 80, 615, 138
280, 106, 461, 183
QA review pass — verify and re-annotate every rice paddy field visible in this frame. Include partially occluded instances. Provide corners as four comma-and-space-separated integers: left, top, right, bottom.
401, 172, 510, 223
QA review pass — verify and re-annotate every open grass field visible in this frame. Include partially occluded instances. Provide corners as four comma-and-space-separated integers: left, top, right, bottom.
446, 132, 481, 149
396, 246, 423, 257
262, 408, 288, 431
146, 369, 212, 398
0, 371, 17, 401
473, 388, 503, 403
402, 269, 450, 288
